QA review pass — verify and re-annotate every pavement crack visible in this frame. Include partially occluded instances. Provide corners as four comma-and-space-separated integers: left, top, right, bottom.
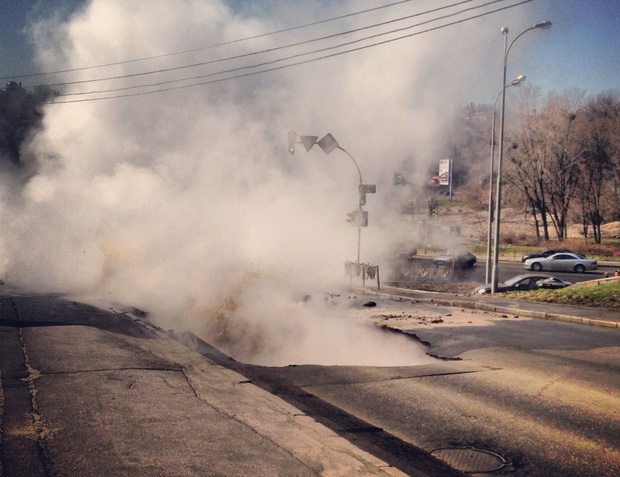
16, 325, 52, 476
180, 367, 199, 398
298, 370, 490, 388
41, 366, 183, 376
536, 377, 560, 397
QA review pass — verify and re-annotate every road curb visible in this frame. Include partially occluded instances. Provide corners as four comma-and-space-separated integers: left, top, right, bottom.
356, 287, 619, 329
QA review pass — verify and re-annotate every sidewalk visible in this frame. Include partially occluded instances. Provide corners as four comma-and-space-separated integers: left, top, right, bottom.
0, 293, 411, 477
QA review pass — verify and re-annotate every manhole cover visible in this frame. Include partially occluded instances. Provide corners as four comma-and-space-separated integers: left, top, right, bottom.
431, 447, 507, 473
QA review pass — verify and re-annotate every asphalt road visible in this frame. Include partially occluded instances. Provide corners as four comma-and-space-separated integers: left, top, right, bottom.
256, 295, 620, 476
0, 293, 420, 477
2, 290, 618, 477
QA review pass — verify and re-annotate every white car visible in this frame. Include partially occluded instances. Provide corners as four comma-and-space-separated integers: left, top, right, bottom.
524, 252, 597, 273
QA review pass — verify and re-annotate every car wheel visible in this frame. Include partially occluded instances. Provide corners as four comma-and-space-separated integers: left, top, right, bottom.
574, 264, 586, 273
531, 262, 543, 271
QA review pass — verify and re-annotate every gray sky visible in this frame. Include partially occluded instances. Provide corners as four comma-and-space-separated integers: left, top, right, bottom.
1, 0, 618, 99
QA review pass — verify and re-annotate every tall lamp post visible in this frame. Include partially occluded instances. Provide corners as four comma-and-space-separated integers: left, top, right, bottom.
490, 21, 551, 293
288, 131, 374, 264
485, 74, 526, 284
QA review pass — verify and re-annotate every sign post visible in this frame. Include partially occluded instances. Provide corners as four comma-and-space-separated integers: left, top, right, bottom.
439, 159, 452, 198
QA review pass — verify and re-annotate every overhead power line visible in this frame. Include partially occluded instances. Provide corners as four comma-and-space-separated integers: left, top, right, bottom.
0, 0, 425, 82
43, 0, 532, 104
38, 0, 476, 90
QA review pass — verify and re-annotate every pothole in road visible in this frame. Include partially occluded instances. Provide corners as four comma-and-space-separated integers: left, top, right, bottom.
431, 447, 508, 473
186, 293, 441, 367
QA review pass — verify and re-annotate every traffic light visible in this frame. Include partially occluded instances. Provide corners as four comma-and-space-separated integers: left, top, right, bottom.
358, 184, 376, 207
359, 184, 377, 194
288, 130, 297, 154
359, 210, 368, 227
346, 210, 368, 227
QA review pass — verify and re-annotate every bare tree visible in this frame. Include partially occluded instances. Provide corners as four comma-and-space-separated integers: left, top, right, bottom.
458, 87, 620, 246
545, 124, 579, 238
575, 93, 620, 243
507, 90, 585, 241
601, 95, 620, 234
505, 89, 551, 241
0, 82, 57, 166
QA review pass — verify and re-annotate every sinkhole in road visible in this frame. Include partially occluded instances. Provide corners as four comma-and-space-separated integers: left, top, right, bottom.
190, 293, 440, 367
240, 320, 438, 367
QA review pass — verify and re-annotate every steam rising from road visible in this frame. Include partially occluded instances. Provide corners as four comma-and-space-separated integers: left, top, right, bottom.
0, 0, 529, 365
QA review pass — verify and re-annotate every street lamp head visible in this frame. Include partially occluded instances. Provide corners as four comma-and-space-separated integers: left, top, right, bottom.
299, 135, 319, 152
512, 75, 526, 86
317, 133, 340, 155
500, 26, 509, 34
535, 21, 552, 30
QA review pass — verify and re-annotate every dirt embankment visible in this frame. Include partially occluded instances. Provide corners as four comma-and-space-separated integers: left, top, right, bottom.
436, 200, 619, 253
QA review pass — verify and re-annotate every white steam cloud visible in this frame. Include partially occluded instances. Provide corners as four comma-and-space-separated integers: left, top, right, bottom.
1, 0, 530, 364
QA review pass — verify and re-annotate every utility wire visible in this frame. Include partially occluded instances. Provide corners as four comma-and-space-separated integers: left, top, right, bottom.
0, 0, 426, 81
50, 0, 531, 104
56, 0, 523, 97
61, 0, 526, 98
34, 0, 474, 87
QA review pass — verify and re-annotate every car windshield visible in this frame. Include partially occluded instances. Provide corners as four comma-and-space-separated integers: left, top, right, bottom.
502, 275, 530, 286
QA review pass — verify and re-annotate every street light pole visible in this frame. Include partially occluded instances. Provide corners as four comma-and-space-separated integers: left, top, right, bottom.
335, 145, 364, 264
490, 21, 551, 294
485, 75, 526, 284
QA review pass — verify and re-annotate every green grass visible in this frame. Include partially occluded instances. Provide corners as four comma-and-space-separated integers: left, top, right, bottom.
498, 282, 620, 308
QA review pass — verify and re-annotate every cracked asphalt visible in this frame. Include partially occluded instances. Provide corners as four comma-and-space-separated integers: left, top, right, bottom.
1, 293, 448, 477
2, 288, 618, 476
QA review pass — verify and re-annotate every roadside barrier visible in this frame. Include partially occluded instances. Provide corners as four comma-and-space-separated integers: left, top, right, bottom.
345, 261, 380, 290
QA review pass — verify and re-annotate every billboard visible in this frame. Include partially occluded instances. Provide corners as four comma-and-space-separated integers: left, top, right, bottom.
439, 159, 451, 186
